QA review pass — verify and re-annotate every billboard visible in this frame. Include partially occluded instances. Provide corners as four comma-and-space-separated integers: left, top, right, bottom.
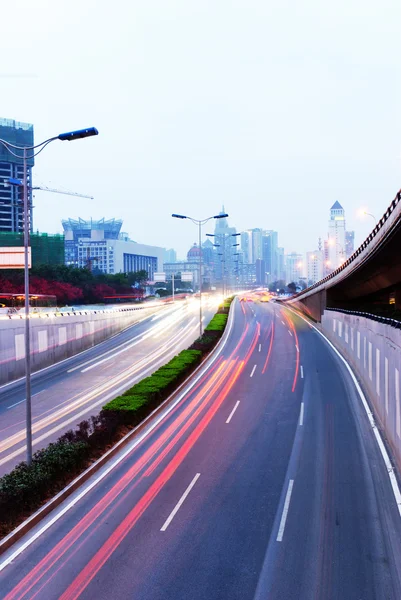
0, 247, 31, 269
154, 272, 166, 282
181, 271, 193, 282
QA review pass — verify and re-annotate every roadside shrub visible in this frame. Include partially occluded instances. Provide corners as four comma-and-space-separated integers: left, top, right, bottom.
0, 440, 89, 533
205, 313, 228, 332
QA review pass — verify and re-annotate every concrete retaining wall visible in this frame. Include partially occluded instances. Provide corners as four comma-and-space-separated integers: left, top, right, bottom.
0, 305, 163, 385
322, 310, 401, 473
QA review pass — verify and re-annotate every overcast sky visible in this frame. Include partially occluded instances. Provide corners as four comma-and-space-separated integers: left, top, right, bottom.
1, 1, 400, 259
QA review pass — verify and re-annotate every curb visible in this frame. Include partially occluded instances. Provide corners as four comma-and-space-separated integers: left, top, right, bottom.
0, 297, 236, 557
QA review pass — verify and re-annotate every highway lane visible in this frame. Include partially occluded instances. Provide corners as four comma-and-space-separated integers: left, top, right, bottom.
1, 297, 401, 599
0, 297, 218, 475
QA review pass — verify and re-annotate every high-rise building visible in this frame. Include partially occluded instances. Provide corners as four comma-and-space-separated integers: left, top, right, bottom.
345, 231, 355, 258
0, 119, 34, 234
277, 247, 285, 282
214, 208, 238, 289
327, 201, 346, 269
164, 248, 177, 263
306, 250, 324, 284
255, 258, 266, 286
201, 238, 215, 266
285, 252, 303, 284
250, 228, 263, 262
262, 230, 278, 283
240, 231, 252, 264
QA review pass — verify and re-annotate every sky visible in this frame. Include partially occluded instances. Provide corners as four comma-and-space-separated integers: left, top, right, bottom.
0, 0, 400, 260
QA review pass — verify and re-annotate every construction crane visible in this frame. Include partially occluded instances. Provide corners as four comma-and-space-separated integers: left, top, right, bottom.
32, 185, 93, 199
2, 178, 94, 200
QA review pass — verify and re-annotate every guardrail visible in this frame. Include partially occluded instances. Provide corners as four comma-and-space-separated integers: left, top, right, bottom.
325, 307, 401, 329
0, 301, 174, 321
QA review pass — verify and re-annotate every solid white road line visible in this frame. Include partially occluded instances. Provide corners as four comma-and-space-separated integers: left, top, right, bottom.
299, 403, 304, 426
250, 365, 257, 378
6, 389, 47, 410
276, 479, 294, 542
226, 401, 240, 424
295, 345, 299, 353
300, 365, 304, 379
160, 473, 201, 531
285, 306, 401, 517
7, 400, 24, 409
0, 301, 236, 572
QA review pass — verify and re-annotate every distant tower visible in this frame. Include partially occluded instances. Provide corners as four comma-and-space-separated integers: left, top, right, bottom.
328, 201, 346, 270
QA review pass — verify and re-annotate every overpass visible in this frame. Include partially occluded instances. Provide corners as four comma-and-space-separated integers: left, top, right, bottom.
289, 187, 401, 322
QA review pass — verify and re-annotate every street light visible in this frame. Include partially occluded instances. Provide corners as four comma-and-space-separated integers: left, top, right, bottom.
0, 126, 98, 465
172, 212, 228, 336
363, 211, 377, 223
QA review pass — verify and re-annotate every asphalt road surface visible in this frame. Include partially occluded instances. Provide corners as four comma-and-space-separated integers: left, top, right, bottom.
1, 296, 401, 599
0, 297, 217, 475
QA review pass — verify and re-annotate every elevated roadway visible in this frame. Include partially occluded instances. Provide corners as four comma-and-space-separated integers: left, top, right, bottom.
292, 188, 401, 321
1, 296, 400, 599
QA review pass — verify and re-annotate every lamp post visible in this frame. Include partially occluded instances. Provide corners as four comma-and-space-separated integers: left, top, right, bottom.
0, 126, 98, 465
172, 212, 228, 336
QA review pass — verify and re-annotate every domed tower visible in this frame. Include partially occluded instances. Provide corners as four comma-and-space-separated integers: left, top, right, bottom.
187, 242, 202, 261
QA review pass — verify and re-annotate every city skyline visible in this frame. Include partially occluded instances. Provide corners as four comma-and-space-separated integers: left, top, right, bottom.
0, 2, 399, 263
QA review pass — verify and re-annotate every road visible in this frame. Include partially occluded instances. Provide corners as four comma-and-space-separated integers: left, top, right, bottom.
1, 296, 401, 599
0, 297, 217, 476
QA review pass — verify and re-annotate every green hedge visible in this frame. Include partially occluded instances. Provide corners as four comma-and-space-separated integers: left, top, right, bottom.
205, 313, 228, 332
0, 440, 89, 535
104, 349, 202, 415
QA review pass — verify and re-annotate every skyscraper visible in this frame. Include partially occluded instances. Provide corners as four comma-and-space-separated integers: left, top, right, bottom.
262, 230, 278, 283
327, 201, 346, 270
345, 231, 355, 258
250, 228, 263, 261
214, 207, 237, 289
0, 119, 34, 233
240, 230, 252, 264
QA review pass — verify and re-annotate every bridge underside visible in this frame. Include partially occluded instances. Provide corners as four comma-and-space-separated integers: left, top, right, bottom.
295, 221, 401, 321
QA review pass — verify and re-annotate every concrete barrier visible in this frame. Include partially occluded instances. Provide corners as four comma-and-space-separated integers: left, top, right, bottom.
321, 310, 401, 473
0, 305, 164, 385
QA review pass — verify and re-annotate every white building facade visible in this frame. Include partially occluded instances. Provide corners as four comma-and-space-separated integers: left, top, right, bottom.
306, 250, 324, 284
285, 252, 303, 283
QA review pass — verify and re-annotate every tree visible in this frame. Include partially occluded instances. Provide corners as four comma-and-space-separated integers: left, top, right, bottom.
287, 282, 297, 294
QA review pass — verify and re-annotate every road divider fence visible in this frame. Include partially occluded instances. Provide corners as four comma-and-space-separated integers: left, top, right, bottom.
0, 303, 167, 386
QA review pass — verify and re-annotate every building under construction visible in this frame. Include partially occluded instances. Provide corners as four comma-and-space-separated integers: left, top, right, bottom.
0, 232, 64, 266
